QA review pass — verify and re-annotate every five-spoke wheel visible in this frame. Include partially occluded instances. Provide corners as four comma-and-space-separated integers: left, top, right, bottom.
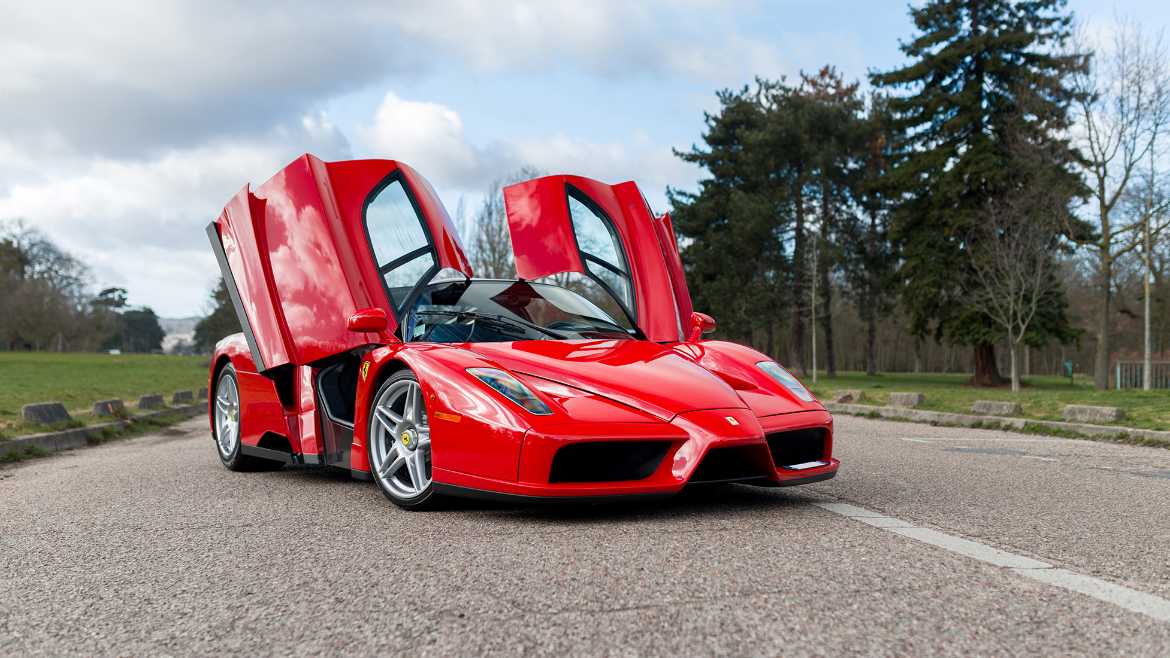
214, 367, 240, 459
368, 369, 441, 509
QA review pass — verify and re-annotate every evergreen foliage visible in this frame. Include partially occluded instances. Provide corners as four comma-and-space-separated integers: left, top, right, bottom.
869, 0, 1086, 382
193, 278, 242, 351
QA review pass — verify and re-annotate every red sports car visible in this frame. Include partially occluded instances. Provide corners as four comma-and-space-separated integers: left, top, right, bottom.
206, 154, 838, 509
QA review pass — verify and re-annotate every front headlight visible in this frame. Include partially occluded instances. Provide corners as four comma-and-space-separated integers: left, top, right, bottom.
467, 368, 553, 415
756, 361, 814, 402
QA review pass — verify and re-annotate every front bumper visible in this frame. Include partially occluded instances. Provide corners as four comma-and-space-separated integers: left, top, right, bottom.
430, 408, 839, 501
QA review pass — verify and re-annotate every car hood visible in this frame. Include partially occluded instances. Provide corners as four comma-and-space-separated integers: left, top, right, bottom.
468, 340, 747, 421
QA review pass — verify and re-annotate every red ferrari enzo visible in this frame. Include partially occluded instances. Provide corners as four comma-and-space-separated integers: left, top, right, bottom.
206, 154, 838, 509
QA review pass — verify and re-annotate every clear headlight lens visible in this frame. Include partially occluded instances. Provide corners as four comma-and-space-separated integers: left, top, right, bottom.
467, 368, 553, 415
756, 361, 814, 402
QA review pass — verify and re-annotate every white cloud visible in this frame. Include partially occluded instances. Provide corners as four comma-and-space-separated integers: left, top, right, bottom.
359, 92, 483, 188
360, 92, 701, 206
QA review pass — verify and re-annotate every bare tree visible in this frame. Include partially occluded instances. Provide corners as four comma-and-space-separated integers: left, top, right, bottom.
965, 128, 1075, 392
468, 166, 544, 279
1069, 18, 1170, 389
966, 209, 1064, 392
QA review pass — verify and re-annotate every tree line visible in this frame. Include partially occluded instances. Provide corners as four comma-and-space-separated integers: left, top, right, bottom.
670, 0, 1170, 391
0, 220, 166, 353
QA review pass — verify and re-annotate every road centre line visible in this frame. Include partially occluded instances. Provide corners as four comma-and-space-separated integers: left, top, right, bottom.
1021, 455, 1059, 461
814, 502, 1170, 623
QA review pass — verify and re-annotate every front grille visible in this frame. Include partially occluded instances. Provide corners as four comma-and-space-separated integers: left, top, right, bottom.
548, 441, 671, 483
765, 427, 826, 467
688, 446, 771, 484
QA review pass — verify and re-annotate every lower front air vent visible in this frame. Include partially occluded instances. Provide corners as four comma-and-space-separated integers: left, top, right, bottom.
688, 446, 771, 484
765, 427, 826, 467
549, 441, 671, 483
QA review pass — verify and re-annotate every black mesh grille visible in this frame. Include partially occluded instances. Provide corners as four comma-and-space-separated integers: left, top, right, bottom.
688, 446, 770, 484
548, 441, 671, 483
765, 427, 826, 466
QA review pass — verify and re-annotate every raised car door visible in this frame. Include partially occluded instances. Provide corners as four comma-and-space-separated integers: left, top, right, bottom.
207, 155, 472, 374
503, 175, 693, 342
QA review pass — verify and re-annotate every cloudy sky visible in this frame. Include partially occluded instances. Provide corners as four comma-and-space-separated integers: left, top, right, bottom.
1, 0, 1166, 318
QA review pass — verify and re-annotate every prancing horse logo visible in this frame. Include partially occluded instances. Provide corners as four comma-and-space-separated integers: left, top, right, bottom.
725, 416, 739, 425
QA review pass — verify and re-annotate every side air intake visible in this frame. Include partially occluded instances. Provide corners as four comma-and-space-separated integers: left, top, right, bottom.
765, 428, 826, 467
548, 441, 671, 483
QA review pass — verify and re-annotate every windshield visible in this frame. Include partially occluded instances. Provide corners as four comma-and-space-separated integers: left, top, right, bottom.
404, 280, 635, 343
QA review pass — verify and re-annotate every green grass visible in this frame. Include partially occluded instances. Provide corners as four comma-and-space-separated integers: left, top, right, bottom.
0, 352, 208, 436
805, 371, 1170, 431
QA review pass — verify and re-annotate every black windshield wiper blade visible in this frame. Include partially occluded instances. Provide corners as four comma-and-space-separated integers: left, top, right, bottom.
416, 310, 566, 339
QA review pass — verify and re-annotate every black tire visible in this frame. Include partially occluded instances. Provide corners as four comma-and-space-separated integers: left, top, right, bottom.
213, 364, 283, 472
367, 369, 444, 510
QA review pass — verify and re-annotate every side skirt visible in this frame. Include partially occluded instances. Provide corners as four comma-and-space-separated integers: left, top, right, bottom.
432, 482, 677, 506
240, 444, 318, 465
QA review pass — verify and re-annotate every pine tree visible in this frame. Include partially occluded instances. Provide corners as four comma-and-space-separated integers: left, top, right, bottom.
871, 0, 1085, 385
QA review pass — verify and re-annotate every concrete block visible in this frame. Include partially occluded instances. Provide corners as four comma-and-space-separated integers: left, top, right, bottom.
972, 400, 1023, 416
196, 386, 208, 400
886, 392, 925, 408
138, 394, 165, 410
20, 402, 72, 425
171, 389, 194, 404
92, 399, 125, 417
834, 390, 867, 404
1062, 405, 1125, 423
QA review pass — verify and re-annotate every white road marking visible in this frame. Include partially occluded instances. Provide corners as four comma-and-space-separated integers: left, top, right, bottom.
1021, 456, 1058, 462
814, 501, 1170, 623
899, 437, 1077, 443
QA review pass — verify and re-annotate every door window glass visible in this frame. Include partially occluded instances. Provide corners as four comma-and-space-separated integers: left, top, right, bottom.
366, 179, 428, 268
384, 252, 435, 307
567, 194, 633, 312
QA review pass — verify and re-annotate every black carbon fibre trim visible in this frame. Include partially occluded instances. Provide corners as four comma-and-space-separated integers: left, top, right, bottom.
432, 482, 676, 506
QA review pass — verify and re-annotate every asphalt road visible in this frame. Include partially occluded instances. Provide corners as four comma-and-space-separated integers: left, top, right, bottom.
2, 413, 1169, 656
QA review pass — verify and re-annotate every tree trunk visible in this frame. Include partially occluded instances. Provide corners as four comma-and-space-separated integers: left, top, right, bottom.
790, 190, 806, 375
866, 304, 878, 376
1095, 258, 1111, 389
765, 322, 774, 360
973, 343, 1003, 386
1010, 342, 1020, 392
820, 259, 836, 377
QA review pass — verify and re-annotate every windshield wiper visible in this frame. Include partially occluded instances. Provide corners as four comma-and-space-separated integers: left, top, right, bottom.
416, 310, 566, 340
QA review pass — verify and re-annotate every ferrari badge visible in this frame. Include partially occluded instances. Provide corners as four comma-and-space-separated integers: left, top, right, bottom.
360, 361, 369, 382
725, 416, 739, 425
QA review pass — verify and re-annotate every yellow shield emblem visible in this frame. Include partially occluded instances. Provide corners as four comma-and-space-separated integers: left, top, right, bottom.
360, 361, 370, 382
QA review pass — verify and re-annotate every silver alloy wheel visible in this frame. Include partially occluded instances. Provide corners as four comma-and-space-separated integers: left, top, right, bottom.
369, 379, 432, 499
214, 371, 240, 458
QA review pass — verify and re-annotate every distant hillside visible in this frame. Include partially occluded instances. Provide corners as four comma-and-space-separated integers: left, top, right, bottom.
159, 317, 201, 335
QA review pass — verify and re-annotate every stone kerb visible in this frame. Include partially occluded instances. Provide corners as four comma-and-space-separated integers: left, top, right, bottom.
886, 392, 925, 408
20, 402, 72, 425
92, 399, 125, 417
972, 400, 1023, 416
196, 387, 208, 400
1062, 405, 1125, 423
172, 389, 194, 404
138, 394, 165, 410
834, 390, 867, 404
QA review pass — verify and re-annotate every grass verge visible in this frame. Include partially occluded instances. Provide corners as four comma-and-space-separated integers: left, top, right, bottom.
0, 352, 208, 428
808, 371, 1170, 431
0, 412, 196, 464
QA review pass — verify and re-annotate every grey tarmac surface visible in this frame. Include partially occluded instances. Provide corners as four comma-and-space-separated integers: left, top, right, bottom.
1, 414, 1168, 656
